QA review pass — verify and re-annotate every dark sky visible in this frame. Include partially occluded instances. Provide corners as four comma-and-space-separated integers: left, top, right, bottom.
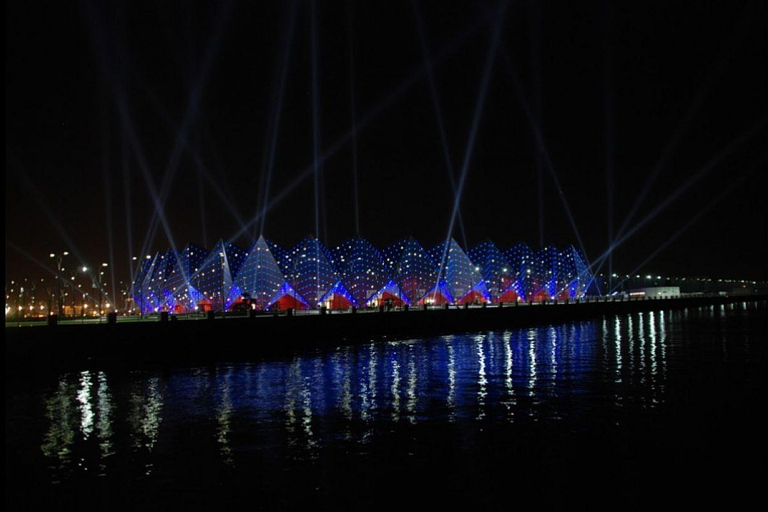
6, 0, 768, 293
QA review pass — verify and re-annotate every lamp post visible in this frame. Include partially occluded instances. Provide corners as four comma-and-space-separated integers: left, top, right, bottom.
79, 266, 88, 322
98, 262, 108, 322
50, 251, 69, 317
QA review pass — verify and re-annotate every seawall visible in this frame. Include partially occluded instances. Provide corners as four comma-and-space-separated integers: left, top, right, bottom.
6, 295, 766, 374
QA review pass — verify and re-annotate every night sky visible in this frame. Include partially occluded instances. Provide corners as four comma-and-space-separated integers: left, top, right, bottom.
6, 0, 768, 294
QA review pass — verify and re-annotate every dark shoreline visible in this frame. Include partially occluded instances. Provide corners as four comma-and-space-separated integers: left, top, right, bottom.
6, 295, 766, 374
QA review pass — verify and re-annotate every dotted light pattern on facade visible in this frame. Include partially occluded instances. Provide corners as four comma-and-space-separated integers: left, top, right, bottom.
382, 238, 436, 305
284, 236, 351, 308
192, 239, 247, 310
164, 244, 208, 312
132, 237, 593, 313
504, 243, 535, 301
142, 251, 172, 312
231, 236, 285, 310
426, 239, 489, 305
330, 237, 386, 307
468, 240, 517, 303
536, 246, 563, 300
561, 246, 590, 298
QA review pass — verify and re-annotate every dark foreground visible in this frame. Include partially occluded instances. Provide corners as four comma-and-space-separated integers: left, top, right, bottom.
5, 299, 767, 510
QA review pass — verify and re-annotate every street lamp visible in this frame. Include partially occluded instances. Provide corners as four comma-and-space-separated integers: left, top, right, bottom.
98, 263, 108, 322
50, 251, 69, 317
79, 266, 89, 322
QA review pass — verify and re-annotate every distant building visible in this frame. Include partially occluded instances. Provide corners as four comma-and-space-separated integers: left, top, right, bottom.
628, 286, 681, 299
131, 237, 594, 313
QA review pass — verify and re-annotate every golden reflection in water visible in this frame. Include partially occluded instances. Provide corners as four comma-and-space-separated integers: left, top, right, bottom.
41, 377, 77, 473
96, 372, 114, 469
128, 376, 163, 475
77, 371, 94, 441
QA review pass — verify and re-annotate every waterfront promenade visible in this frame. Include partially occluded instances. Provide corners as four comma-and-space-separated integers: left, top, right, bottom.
6, 295, 766, 373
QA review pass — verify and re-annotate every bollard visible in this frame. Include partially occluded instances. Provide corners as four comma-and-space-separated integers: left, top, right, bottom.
47, 314, 58, 327
378, 305, 385, 313
207, 311, 215, 321
423, 304, 428, 311
403, 304, 409, 312
107, 312, 117, 324
499, 301, 503, 308
443, 303, 449, 310
463, 303, 469, 310
160, 311, 169, 322
286, 308, 294, 317
482, 302, 487, 309
351, 306, 357, 314
249, 309, 257, 319
320, 306, 327, 315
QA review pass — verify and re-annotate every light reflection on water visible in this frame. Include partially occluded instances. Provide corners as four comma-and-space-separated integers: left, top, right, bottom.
32, 302, 763, 481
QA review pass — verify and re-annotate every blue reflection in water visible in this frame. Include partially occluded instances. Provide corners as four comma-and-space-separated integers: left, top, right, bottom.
34, 303, 765, 479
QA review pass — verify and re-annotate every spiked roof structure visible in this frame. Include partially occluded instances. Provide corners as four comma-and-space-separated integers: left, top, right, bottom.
165, 244, 208, 311
428, 239, 489, 304
284, 236, 346, 307
192, 239, 247, 310
468, 240, 517, 302
231, 236, 287, 310
382, 237, 435, 304
131, 237, 592, 313
330, 237, 386, 307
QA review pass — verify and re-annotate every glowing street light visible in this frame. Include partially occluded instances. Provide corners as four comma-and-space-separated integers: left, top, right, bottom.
50, 251, 69, 316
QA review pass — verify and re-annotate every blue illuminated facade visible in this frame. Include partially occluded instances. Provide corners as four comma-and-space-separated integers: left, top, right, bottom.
468, 240, 517, 303
382, 238, 435, 305
427, 239, 489, 304
164, 244, 208, 312
331, 237, 387, 307
132, 237, 593, 313
191, 239, 247, 311
231, 236, 286, 310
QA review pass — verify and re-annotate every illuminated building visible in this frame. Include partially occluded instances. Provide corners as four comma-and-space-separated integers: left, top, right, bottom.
426, 239, 489, 305
132, 237, 593, 313
230, 236, 287, 310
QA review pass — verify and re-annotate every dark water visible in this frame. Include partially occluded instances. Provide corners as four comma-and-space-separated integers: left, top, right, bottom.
6, 301, 766, 509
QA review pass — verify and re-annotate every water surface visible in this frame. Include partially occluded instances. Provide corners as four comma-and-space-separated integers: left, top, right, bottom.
6, 301, 766, 509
